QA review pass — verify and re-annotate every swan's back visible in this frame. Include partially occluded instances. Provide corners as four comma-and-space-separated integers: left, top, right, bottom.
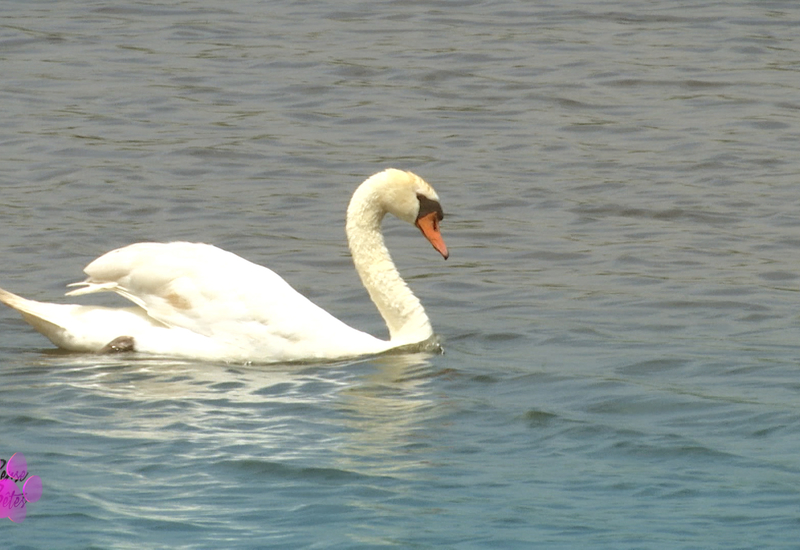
70, 242, 390, 361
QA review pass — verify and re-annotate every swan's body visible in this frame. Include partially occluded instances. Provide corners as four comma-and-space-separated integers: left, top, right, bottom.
0, 169, 448, 363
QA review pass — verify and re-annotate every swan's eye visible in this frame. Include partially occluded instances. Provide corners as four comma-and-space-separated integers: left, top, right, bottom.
416, 194, 444, 222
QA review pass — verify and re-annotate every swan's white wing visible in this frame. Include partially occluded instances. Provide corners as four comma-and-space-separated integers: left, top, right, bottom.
67, 242, 389, 361
69, 243, 298, 334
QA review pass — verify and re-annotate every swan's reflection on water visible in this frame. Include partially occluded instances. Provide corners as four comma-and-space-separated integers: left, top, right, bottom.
12, 348, 456, 545
27, 350, 450, 482
334, 353, 450, 479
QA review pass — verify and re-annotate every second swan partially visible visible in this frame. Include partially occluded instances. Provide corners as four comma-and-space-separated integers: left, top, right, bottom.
0, 169, 448, 363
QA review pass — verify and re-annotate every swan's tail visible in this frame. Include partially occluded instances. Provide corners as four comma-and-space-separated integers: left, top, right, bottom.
0, 286, 132, 352
1, 285, 170, 353
0, 286, 75, 348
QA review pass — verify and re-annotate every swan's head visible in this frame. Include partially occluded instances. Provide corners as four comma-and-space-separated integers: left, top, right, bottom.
359, 168, 449, 260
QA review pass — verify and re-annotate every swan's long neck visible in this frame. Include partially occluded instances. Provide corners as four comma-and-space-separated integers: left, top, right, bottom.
346, 183, 433, 345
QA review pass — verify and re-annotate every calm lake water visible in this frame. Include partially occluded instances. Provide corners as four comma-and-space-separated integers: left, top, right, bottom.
2, 0, 800, 547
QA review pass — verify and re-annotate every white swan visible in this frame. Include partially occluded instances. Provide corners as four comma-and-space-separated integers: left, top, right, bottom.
0, 169, 448, 363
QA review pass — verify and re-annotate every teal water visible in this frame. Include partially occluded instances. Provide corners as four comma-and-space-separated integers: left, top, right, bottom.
2, 1, 800, 547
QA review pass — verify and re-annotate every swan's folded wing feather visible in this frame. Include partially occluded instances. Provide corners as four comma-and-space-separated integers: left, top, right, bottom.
71, 242, 358, 345
66, 281, 120, 296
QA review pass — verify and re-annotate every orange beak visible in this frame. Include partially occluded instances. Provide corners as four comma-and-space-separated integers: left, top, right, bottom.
415, 211, 449, 260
